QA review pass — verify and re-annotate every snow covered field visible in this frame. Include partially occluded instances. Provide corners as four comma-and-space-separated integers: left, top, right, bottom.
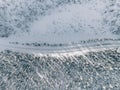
0, 0, 119, 44
0, 0, 119, 54
0, 0, 120, 90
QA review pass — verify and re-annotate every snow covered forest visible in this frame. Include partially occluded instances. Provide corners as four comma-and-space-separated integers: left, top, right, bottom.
0, 0, 88, 37
0, 0, 120, 38
0, 49, 120, 90
0, 0, 120, 90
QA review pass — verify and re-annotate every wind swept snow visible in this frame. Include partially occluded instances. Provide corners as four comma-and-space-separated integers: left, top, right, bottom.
0, 1, 120, 90
0, 0, 119, 52
11, 2, 115, 44
0, 0, 119, 51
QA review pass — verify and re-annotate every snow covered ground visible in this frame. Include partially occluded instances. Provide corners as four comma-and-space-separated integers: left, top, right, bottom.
6, 1, 116, 43
0, 48, 120, 90
0, 1, 120, 90
0, 0, 119, 54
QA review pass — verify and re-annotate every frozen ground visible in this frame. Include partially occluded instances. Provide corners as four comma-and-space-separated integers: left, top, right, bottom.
0, 0, 119, 44
0, 0, 120, 90
0, 49, 120, 90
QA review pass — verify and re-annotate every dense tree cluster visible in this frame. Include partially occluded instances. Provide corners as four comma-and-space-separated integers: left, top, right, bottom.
103, 0, 120, 34
0, 49, 120, 90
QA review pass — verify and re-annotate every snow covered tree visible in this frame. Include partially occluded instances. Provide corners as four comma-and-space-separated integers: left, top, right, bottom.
103, 0, 120, 34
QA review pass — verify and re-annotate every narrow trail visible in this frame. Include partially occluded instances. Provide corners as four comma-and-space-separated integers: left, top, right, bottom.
0, 40, 120, 55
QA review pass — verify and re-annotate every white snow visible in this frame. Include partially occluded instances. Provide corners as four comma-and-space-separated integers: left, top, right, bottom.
4, 1, 115, 44
0, 0, 119, 54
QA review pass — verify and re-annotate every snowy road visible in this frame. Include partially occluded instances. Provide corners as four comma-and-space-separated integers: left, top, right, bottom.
0, 40, 120, 55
